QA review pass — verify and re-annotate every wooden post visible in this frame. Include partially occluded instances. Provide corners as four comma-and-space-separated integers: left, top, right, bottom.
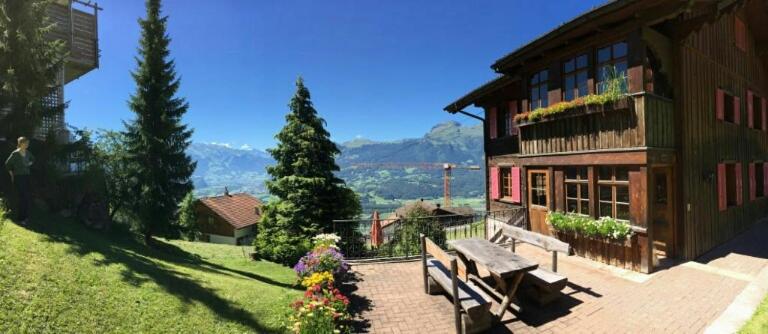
420, 234, 428, 294
450, 259, 462, 334
552, 251, 558, 273
511, 238, 516, 253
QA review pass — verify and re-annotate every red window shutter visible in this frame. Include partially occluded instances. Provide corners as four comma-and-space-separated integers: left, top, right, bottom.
488, 107, 497, 139
735, 16, 747, 52
736, 162, 743, 205
718, 163, 727, 211
490, 167, 500, 200
508, 101, 518, 136
747, 90, 754, 128
764, 163, 768, 197
511, 167, 521, 203
763, 98, 768, 132
716, 89, 725, 121
749, 163, 756, 201
734, 96, 741, 125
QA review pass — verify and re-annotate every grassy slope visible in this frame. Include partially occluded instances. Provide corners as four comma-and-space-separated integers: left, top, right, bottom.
742, 297, 768, 334
0, 213, 301, 334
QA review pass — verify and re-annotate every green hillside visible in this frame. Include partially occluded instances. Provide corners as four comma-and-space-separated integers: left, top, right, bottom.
0, 213, 300, 334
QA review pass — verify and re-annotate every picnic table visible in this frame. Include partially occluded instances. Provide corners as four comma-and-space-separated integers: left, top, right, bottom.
449, 238, 538, 319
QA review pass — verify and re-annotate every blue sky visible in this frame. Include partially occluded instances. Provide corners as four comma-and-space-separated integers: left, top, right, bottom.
66, 0, 604, 151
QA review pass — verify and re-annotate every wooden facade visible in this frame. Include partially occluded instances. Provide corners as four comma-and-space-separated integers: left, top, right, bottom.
445, 0, 768, 273
48, 0, 100, 84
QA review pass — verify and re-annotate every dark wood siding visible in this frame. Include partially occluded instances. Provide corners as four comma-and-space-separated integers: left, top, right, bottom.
517, 94, 674, 155
677, 9, 768, 260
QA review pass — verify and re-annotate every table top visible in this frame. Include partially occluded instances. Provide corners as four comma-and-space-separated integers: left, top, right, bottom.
449, 238, 538, 279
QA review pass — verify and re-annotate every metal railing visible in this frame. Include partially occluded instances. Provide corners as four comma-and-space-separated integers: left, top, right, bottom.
329, 208, 526, 261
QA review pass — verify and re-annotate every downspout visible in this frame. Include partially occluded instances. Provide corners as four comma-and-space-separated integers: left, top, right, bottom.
450, 109, 489, 233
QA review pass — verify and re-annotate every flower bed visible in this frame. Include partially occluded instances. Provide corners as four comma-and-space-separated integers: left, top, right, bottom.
547, 211, 640, 271
289, 233, 352, 334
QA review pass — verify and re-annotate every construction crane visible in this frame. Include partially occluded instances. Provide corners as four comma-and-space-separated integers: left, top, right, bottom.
347, 162, 481, 208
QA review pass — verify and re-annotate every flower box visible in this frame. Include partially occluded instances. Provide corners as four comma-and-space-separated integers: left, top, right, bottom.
516, 96, 632, 127
555, 231, 640, 271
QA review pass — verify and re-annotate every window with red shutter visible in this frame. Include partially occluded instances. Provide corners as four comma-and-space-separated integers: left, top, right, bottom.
490, 167, 500, 200
718, 163, 727, 211
764, 163, 768, 197
488, 107, 497, 140
511, 167, 521, 203
508, 101, 518, 136
735, 16, 747, 52
716, 89, 725, 121
763, 98, 768, 132
734, 96, 741, 125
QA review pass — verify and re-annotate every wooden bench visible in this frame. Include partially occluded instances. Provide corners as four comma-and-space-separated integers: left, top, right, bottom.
420, 235, 493, 334
497, 224, 572, 305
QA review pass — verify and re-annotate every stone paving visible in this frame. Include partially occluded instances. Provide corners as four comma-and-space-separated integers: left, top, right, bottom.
347, 221, 768, 333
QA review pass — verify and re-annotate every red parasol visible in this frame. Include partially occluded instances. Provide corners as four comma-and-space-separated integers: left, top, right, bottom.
370, 210, 383, 247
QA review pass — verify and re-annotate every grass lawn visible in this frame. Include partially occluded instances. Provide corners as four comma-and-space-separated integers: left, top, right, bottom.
0, 211, 301, 333
741, 296, 768, 334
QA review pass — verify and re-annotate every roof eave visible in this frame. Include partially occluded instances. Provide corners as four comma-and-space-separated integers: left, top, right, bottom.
491, 0, 636, 72
443, 75, 518, 113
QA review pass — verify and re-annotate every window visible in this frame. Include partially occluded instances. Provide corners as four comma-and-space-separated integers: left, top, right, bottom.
596, 42, 628, 94
530, 70, 549, 110
207, 216, 214, 225
497, 104, 509, 138
753, 162, 765, 199
565, 167, 589, 215
597, 166, 630, 221
530, 172, 548, 207
501, 167, 513, 198
563, 54, 589, 101
717, 89, 740, 124
749, 91, 764, 130
718, 163, 743, 211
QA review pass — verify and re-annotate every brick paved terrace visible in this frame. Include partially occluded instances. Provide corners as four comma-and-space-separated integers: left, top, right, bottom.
345, 221, 768, 333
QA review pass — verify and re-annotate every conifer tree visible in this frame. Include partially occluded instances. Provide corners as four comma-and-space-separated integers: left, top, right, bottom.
0, 0, 66, 195
255, 78, 361, 265
123, 0, 195, 244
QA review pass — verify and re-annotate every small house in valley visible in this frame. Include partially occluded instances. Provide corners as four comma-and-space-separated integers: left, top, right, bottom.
445, 0, 767, 273
196, 193, 262, 245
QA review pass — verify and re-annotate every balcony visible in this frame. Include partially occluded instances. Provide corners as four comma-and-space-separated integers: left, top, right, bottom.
516, 93, 674, 155
48, 0, 100, 84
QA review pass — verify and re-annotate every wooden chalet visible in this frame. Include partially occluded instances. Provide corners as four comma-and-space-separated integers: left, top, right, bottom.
196, 193, 263, 245
445, 0, 768, 273
36, 0, 100, 140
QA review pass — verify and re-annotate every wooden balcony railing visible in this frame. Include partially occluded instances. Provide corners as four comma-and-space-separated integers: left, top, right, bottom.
517, 93, 674, 155
47, 1, 100, 83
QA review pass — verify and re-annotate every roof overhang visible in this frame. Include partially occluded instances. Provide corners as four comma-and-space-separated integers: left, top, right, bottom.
445, 0, 750, 115
444, 75, 518, 113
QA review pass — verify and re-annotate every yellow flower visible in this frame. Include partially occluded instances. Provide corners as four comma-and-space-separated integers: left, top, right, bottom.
301, 271, 334, 288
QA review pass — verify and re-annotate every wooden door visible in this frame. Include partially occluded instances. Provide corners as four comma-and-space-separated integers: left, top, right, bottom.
651, 167, 675, 260
527, 170, 551, 235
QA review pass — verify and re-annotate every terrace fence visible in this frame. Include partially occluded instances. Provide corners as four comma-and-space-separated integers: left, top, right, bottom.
330, 208, 527, 261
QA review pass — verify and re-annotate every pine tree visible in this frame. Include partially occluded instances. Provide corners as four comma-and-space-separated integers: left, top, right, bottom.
123, 0, 195, 244
0, 0, 66, 196
254, 78, 361, 265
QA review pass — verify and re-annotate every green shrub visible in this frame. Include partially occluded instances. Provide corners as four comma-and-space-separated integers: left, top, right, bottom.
547, 211, 632, 241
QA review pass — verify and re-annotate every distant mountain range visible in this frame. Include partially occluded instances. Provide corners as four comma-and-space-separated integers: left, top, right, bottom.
189, 121, 486, 207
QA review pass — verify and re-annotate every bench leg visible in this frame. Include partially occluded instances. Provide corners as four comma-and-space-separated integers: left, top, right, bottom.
461, 312, 493, 334
426, 276, 444, 295
494, 272, 525, 319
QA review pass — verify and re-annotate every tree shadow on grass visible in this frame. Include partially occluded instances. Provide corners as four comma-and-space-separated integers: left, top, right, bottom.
27, 215, 285, 333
